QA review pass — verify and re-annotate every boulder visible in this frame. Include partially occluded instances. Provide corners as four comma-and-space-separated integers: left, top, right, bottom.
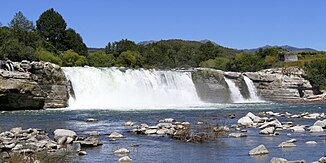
278, 142, 296, 148
270, 157, 288, 163
79, 151, 87, 155
53, 129, 77, 141
309, 126, 324, 133
124, 121, 134, 126
108, 132, 124, 138
314, 119, 326, 128
305, 141, 317, 145
79, 137, 103, 147
249, 145, 269, 155
86, 118, 98, 122
114, 148, 130, 154
145, 129, 157, 135
238, 116, 253, 127
260, 127, 275, 135
228, 133, 247, 138
119, 156, 132, 163
290, 126, 305, 132
319, 156, 326, 163
159, 118, 175, 123
246, 112, 263, 123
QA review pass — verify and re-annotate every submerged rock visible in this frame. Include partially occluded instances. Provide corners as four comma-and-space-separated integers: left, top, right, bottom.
124, 121, 134, 126
249, 145, 269, 155
305, 141, 317, 145
278, 142, 296, 148
78, 151, 87, 155
119, 156, 132, 163
228, 133, 247, 138
108, 132, 124, 138
114, 148, 130, 154
86, 118, 98, 122
270, 157, 288, 163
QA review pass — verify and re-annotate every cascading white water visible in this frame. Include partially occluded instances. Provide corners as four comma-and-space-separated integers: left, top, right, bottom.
62, 67, 203, 109
243, 76, 262, 102
224, 77, 246, 103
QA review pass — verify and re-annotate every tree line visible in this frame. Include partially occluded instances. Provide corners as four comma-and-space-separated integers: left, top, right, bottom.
0, 9, 325, 93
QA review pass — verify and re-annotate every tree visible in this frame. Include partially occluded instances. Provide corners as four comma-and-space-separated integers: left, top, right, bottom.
305, 59, 326, 94
200, 57, 230, 71
36, 8, 67, 50
87, 51, 115, 67
117, 50, 144, 68
198, 41, 220, 60
58, 49, 87, 66
37, 48, 62, 65
9, 11, 34, 32
0, 22, 2, 27
0, 39, 38, 61
64, 28, 88, 56
106, 39, 138, 57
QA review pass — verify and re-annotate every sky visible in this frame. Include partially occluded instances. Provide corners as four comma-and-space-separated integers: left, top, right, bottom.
1, 0, 326, 50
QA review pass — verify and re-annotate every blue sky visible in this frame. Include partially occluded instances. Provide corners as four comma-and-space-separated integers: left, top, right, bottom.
1, 0, 325, 50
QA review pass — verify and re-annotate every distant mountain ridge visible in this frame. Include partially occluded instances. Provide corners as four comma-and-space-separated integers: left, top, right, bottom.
244, 45, 317, 52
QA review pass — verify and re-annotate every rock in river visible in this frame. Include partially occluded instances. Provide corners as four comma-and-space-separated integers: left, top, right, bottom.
228, 133, 247, 138
249, 145, 269, 155
119, 156, 132, 163
108, 132, 124, 138
54, 129, 77, 141
114, 148, 130, 154
238, 116, 253, 127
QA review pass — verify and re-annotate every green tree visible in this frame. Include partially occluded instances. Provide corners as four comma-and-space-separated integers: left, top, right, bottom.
9, 11, 34, 32
87, 51, 115, 67
226, 52, 264, 72
36, 8, 67, 50
305, 59, 326, 94
0, 39, 38, 61
64, 28, 88, 56
197, 41, 220, 61
117, 50, 144, 68
106, 39, 138, 57
59, 50, 81, 66
37, 48, 62, 65
200, 57, 230, 70
8, 11, 39, 48
75, 55, 88, 66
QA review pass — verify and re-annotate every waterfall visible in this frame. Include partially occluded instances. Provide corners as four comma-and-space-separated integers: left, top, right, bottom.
224, 77, 246, 103
243, 76, 262, 102
62, 67, 203, 109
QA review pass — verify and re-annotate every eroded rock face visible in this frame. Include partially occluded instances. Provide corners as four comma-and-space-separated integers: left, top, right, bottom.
192, 68, 230, 103
244, 67, 314, 101
192, 67, 314, 102
0, 61, 69, 110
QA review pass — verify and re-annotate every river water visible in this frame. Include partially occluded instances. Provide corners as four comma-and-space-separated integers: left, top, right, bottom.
0, 103, 325, 163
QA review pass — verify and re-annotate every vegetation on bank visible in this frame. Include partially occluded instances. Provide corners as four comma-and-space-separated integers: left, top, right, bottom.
0, 9, 325, 93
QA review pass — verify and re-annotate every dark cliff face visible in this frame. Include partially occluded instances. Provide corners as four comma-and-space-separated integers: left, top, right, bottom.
192, 69, 231, 103
0, 61, 69, 110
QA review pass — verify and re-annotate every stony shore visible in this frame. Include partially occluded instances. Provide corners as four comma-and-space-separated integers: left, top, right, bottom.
1, 109, 325, 162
